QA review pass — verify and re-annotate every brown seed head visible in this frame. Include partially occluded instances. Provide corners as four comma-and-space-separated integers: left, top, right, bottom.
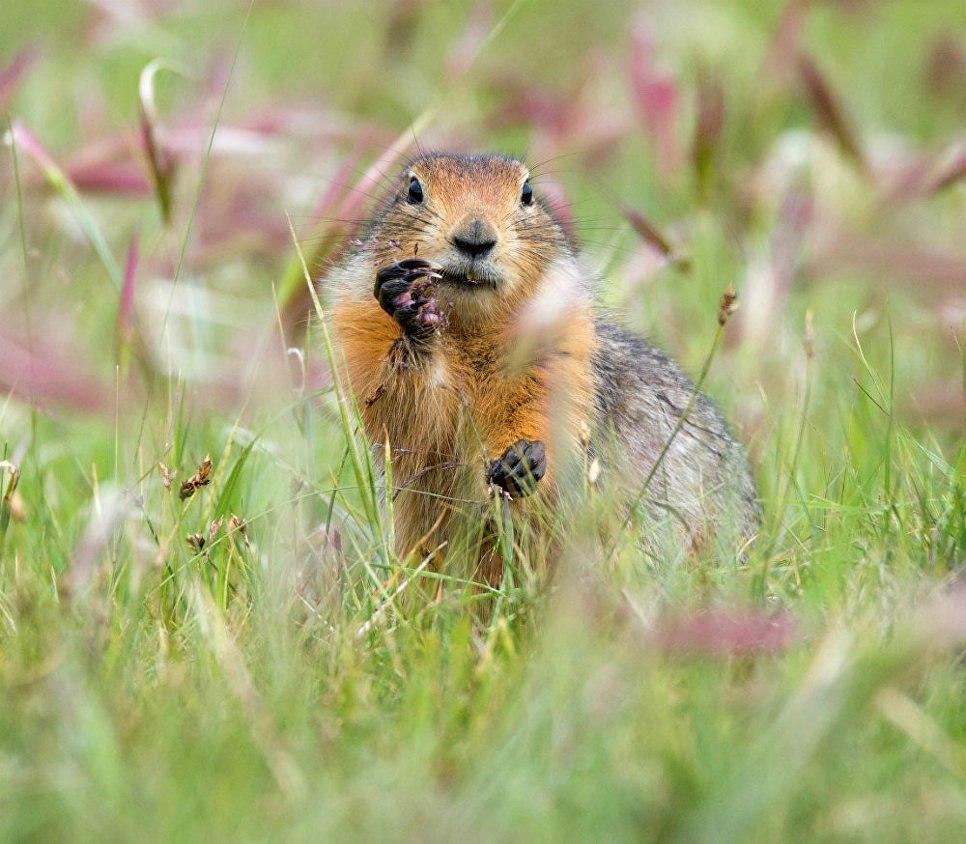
179, 455, 213, 501
229, 513, 248, 538
1, 461, 20, 498
195, 455, 212, 485
718, 284, 739, 326
159, 463, 175, 491
1, 462, 22, 522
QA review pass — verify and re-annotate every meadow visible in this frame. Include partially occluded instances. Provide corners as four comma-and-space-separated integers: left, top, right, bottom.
1, 0, 965, 840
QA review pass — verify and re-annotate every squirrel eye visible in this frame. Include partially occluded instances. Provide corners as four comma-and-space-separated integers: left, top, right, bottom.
521, 179, 533, 206
407, 176, 424, 204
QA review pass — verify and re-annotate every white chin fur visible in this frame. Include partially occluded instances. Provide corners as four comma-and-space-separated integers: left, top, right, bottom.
517, 257, 591, 329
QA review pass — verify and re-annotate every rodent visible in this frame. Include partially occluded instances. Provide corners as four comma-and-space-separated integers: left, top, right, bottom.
328, 152, 759, 581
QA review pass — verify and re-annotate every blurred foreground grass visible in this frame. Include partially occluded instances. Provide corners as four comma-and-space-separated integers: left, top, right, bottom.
1, 0, 965, 840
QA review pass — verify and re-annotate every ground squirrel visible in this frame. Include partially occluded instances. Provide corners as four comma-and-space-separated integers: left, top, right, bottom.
329, 153, 759, 579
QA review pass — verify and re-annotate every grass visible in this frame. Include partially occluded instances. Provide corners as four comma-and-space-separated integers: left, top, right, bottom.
2, 0, 965, 841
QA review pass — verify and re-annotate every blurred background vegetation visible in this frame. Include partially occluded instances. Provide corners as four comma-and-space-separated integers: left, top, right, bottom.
1, 0, 965, 841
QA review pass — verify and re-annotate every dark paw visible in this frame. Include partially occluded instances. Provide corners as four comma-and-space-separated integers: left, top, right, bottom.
487, 439, 546, 499
375, 258, 444, 336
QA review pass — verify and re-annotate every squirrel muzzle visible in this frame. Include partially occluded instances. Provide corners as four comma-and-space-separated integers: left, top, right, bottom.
450, 215, 499, 260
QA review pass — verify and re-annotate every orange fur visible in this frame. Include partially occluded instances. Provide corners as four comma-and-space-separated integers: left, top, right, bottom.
328, 153, 597, 580
331, 293, 596, 567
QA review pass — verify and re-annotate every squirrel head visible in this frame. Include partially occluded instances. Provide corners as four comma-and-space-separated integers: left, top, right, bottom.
367, 153, 573, 311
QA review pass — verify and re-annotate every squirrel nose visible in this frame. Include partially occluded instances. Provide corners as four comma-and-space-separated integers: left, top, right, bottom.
451, 217, 498, 259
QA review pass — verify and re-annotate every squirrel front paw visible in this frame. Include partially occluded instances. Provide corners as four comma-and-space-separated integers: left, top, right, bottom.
487, 439, 546, 500
375, 258, 444, 337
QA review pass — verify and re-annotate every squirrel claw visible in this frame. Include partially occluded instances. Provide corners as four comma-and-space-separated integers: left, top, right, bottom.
486, 439, 546, 499
487, 480, 513, 501
395, 257, 443, 273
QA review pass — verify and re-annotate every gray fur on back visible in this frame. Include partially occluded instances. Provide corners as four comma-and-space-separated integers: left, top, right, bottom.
590, 320, 760, 546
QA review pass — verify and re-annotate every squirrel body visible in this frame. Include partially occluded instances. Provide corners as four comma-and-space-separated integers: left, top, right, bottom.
329, 153, 758, 576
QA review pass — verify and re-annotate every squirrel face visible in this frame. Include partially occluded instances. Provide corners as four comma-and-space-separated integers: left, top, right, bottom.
367, 153, 570, 307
